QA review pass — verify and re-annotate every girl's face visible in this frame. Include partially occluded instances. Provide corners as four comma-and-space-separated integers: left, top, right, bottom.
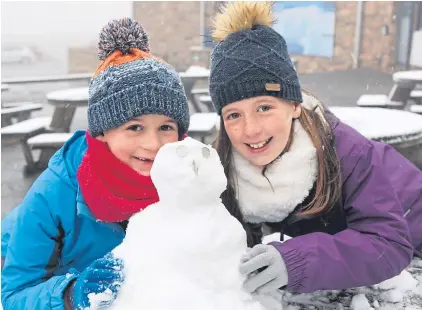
97, 114, 179, 176
222, 96, 301, 167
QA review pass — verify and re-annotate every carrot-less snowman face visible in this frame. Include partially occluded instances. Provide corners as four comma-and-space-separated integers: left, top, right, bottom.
150, 137, 227, 204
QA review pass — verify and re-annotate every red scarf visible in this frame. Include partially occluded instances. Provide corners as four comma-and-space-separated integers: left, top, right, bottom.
77, 132, 159, 222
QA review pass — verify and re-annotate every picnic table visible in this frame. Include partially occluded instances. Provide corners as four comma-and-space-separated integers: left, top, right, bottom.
389, 70, 422, 105
46, 87, 89, 133
330, 107, 422, 169
179, 71, 209, 111
25, 87, 90, 172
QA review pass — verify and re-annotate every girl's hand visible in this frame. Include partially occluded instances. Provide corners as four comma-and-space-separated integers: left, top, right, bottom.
239, 244, 288, 293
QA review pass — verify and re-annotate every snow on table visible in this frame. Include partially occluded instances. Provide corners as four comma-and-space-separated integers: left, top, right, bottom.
179, 66, 210, 79
330, 107, 422, 143
393, 70, 422, 83
357, 95, 402, 107
280, 258, 422, 310
183, 65, 210, 75
46, 87, 89, 103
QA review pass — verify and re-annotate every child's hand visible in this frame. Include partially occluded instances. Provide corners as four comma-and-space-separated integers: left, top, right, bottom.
65, 252, 124, 309
239, 244, 288, 294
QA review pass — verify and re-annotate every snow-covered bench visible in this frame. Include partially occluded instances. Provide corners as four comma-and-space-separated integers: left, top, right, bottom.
199, 95, 215, 112
191, 88, 209, 96
19, 132, 74, 175
28, 132, 73, 150
1, 103, 43, 127
356, 94, 403, 109
410, 90, 422, 105
1, 116, 51, 138
410, 104, 422, 115
188, 113, 219, 143
190, 88, 210, 113
1, 116, 52, 175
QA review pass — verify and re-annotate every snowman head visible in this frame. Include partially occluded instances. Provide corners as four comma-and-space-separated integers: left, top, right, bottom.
150, 137, 227, 204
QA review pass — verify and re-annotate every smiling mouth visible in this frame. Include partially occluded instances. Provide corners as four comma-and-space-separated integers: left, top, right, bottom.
245, 137, 273, 149
133, 156, 154, 163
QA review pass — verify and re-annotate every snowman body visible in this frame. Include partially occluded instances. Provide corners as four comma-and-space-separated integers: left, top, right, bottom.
108, 138, 272, 310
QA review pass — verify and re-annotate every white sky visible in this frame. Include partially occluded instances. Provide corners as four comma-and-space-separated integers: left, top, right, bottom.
1, 1, 133, 49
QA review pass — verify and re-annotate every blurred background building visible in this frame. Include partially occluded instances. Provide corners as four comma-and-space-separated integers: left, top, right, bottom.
3, 1, 421, 78
66, 1, 422, 75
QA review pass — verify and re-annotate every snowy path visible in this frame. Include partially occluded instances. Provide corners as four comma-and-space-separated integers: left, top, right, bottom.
281, 258, 422, 310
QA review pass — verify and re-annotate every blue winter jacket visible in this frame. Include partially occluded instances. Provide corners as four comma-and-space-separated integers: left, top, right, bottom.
1, 130, 126, 309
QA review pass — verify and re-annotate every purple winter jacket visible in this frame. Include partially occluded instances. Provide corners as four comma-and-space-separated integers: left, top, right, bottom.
270, 113, 422, 293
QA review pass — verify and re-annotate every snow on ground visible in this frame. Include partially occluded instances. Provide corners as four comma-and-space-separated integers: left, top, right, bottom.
260, 233, 422, 309
280, 258, 422, 309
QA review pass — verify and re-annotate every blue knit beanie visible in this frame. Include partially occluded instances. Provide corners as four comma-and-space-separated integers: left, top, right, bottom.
209, 2, 302, 115
88, 18, 190, 137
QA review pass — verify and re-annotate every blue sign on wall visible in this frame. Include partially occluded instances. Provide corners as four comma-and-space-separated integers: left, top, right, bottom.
273, 1, 336, 57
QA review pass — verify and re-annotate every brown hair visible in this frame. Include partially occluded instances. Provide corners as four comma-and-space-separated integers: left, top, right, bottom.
215, 93, 342, 246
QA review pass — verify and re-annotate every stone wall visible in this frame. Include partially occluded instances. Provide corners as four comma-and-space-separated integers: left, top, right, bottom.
359, 1, 396, 73
133, 1, 220, 71
133, 1, 200, 71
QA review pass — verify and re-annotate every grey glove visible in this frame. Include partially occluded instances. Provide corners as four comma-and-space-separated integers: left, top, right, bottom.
239, 244, 288, 294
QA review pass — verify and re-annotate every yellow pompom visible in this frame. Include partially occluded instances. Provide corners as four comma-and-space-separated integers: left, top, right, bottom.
212, 1, 275, 42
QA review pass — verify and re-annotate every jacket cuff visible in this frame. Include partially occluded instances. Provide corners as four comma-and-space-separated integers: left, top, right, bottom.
50, 272, 79, 309
63, 278, 77, 310
269, 241, 308, 293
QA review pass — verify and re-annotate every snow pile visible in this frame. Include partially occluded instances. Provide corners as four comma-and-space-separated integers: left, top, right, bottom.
350, 294, 372, 310
89, 137, 277, 309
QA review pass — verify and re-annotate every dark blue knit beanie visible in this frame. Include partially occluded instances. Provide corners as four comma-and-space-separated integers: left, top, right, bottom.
88, 18, 190, 137
209, 2, 302, 115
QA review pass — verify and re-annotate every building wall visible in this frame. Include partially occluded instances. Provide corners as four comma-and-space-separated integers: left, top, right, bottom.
359, 1, 396, 72
291, 2, 357, 74
290, 1, 397, 74
67, 1, 401, 75
133, 1, 220, 71
133, 1, 201, 71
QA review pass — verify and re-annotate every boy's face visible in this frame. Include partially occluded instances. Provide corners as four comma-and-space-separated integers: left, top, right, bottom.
97, 114, 179, 176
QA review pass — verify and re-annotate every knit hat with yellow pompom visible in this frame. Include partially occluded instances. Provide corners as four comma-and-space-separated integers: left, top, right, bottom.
209, 2, 302, 115
88, 18, 189, 137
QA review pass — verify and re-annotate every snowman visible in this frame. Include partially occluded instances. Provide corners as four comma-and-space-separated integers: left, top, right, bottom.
102, 137, 282, 310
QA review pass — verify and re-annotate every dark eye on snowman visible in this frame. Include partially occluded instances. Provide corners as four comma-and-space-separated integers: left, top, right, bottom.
202, 147, 210, 158
176, 146, 188, 157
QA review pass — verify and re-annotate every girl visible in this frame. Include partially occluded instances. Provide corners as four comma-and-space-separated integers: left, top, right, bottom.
209, 2, 422, 295
1, 18, 190, 309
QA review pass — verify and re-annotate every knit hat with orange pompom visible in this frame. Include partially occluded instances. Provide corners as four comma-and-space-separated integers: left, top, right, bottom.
88, 18, 190, 137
